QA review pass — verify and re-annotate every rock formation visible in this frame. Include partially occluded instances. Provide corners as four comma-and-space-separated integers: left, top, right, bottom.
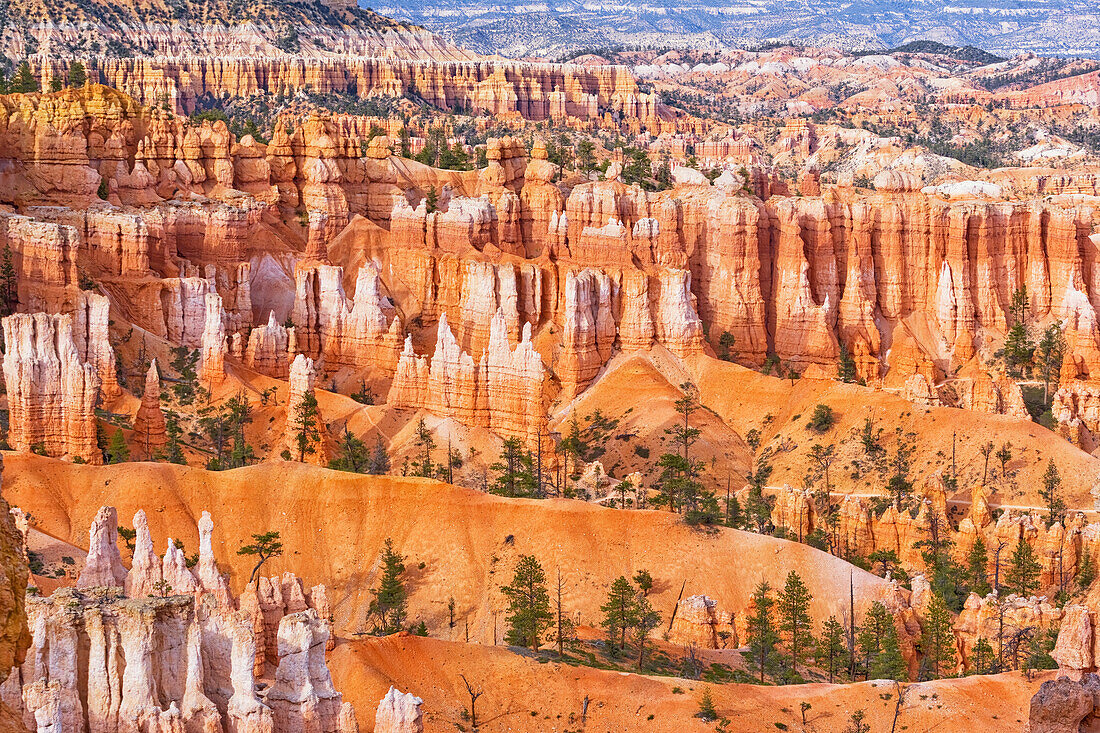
375, 687, 423, 733
75, 506, 127, 589
2, 312, 102, 463
1028, 675, 1100, 733
200, 293, 227, 384
388, 311, 548, 445
132, 359, 167, 459
291, 263, 403, 375
668, 595, 737, 649
10, 505, 354, 733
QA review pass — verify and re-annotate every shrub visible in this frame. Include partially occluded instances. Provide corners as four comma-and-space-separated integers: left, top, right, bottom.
807, 404, 835, 433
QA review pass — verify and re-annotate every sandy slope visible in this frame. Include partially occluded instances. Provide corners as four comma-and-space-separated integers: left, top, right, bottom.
685, 355, 1100, 509
2, 454, 898, 640
332, 634, 1046, 732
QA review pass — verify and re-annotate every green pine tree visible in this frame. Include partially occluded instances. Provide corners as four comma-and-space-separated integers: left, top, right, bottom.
870, 617, 907, 680
921, 592, 957, 679
412, 418, 435, 477
859, 601, 906, 680
777, 570, 814, 674
489, 437, 537, 497
600, 576, 638, 656
1078, 552, 1096, 591
746, 580, 780, 683
972, 637, 997, 675
330, 427, 370, 473
501, 555, 553, 650
369, 538, 407, 633
12, 61, 39, 93
967, 536, 991, 597
1005, 538, 1041, 597
815, 615, 847, 682
106, 428, 130, 464
837, 344, 858, 383
291, 390, 321, 461
1, 244, 18, 315
1039, 461, 1065, 525
162, 410, 186, 464
633, 594, 661, 670
68, 61, 87, 87
368, 434, 390, 475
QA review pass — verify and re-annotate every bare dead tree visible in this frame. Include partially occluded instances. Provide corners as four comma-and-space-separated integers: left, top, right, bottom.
993, 539, 1009, 594
555, 567, 566, 658
891, 681, 910, 733
459, 674, 484, 731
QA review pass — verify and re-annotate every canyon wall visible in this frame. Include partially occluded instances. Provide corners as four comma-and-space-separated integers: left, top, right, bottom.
2, 86, 1099, 451
30, 57, 649, 122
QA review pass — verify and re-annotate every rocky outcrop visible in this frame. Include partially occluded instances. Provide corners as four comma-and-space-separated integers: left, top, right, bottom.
2, 312, 102, 463
267, 610, 351, 733
388, 311, 549, 445
954, 592, 1063, 674
375, 687, 423, 733
132, 359, 167, 459
11, 505, 355, 733
238, 573, 333, 669
245, 312, 293, 379
200, 293, 227, 384
668, 595, 737, 649
73, 290, 120, 399
1053, 383, 1100, 451
1028, 675, 1099, 733
75, 506, 127, 589
291, 263, 403, 375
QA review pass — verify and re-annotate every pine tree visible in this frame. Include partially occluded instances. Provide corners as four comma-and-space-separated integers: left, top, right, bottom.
921, 592, 957, 679
163, 410, 186, 465
501, 555, 553, 650
967, 536, 991, 597
972, 637, 997, 675
778, 571, 814, 673
49, 76, 62, 92
68, 61, 87, 87
368, 434, 390, 475
412, 418, 435, 477
330, 427, 370, 473
1003, 286, 1035, 377
489, 438, 537, 497
12, 61, 38, 93
1036, 324, 1065, 404
369, 538, 407, 633
106, 428, 130, 464
1005, 538, 1041, 597
859, 601, 906, 680
237, 531, 283, 584
871, 618, 907, 680
653, 384, 706, 516
837, 344, 858, 383
816, 615, 847, 682
1039, 461, 1065, 525
1078, 552, 1096, 591
0, 244, 16, 315
600, 576, 638, 656
746, 580, 780, 683
633, 594, 661, 671
292, 390, 321, 461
